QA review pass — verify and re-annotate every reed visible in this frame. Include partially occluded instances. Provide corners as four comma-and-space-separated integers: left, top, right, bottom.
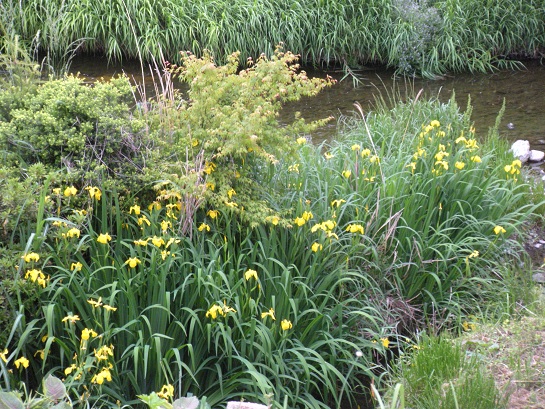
3, 0, 544, 77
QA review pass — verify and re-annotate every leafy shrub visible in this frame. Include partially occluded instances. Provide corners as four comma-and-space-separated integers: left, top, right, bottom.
0, 75, 147, 187
143, 46, 334, 228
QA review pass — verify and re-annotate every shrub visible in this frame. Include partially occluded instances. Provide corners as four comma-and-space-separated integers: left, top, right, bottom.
0, 75, 148, 188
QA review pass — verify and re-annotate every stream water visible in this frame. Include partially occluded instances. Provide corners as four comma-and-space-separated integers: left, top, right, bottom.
70, 57, 545, 148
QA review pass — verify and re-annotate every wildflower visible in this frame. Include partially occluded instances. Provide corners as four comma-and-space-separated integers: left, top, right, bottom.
302, 211, 313, 221
148, 201, 162, 211
324, 152, 334, 160
494, 225, 506, 235
207, 210, 219, 219
311, 242, 323, 252
244, 269, 258, 281
62, 314, 80, 324
152, 236, 165, 247
265, 215, 280, 225
462, 321, 476, 331
160, 220, 172, 232
471, 155, 482, 163
96, 233, 112, 244
406, 162, 416, 173
342, 170, 351, 178
455, 136, 467, 144
430, 120, 440, 128
465, 139, 479, 150
64, 186, 77, 197
261, 308, 276, 320
227, 189, 236, 199
134, 238, 149, 246
198, 223, 211, 232
81, 328, 98, 341
355, 350, 363, 358
346, 224, 364, 234
203, 162, 216, 175
138, 215, 151, 226
25, 269, 48, 287
52, 188, 61, 195
103, 304, 117, 312
455, 161, 465, 170
294, 217, 306, 227
434, 151, 449, 161
129, 205, 141, 215
94, 345, 114, 361
206, 304, 224, 319
87, 297, 103, 308
85, 186, 102, 200
468, 250, 479, 258
192, 139, 199, 147
331, 199, 346, 208
23, 252, 40, 263
124, 257, 141, 268
91, 367, 112, 385
288, 163, 300, 173
221, 301, 236, 314
157, 384, 175, 400
280, 319, 293, 331
165, 238, 180, 248
161, 250, 171, 260
0, 349, 8, 363
66, 227, 81, 238
361, 148, 371, 157
225, 201, 238, 208
380, 338, 390, 348
296, 137, 307, 145
369, 155, 380, 164
64, 364, 77, 376
14, 356, 29, 369
206, 182, 215, 191
351, 144, 361, 151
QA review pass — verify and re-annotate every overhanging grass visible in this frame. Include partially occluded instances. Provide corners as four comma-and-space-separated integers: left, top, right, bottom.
2, 0, 544, 77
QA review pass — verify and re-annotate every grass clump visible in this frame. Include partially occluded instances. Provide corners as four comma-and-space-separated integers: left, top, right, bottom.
391, 335, 505, 409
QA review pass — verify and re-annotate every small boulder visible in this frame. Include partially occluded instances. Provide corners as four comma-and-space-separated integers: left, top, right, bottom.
510, 140, 531, 163
532, 272, 545, 283
227, 403, 269, 409
529, 150, 545, 163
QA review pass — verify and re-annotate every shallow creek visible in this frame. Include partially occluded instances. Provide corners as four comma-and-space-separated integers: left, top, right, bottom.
70, 57, 545, 148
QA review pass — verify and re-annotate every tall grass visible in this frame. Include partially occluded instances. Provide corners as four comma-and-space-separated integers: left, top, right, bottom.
263, 92, 538, 327
3, 0, 544, 77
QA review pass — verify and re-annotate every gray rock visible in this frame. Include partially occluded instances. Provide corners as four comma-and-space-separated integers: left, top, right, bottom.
529, 150, 545, 163
532, 272, 545, 283
510, 140, 531, 163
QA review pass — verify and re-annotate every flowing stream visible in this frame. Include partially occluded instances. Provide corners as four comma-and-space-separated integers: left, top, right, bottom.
70, 57, 545, 148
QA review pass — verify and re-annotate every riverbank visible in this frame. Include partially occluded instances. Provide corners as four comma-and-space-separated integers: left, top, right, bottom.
1, 45, 544, 409
2, 0, 544, 78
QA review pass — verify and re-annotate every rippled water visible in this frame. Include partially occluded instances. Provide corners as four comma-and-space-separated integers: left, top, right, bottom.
70, 57, 545, 148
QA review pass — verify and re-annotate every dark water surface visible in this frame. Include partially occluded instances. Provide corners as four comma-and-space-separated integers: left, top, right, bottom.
70, 57, 545, 147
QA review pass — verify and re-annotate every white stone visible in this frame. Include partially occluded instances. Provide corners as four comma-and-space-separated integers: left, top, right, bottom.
227, 402, 269, 409
510, 140, 531, 163
529, 150, 545, 163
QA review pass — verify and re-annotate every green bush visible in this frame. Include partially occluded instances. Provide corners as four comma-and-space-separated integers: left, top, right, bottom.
0, 75, 147, 186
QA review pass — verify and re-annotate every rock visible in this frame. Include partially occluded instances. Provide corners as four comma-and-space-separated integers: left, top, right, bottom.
529, 150, 545, 163
510, 140, 531, 163
227, 403, 269, 409
532, 272, 545, 283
